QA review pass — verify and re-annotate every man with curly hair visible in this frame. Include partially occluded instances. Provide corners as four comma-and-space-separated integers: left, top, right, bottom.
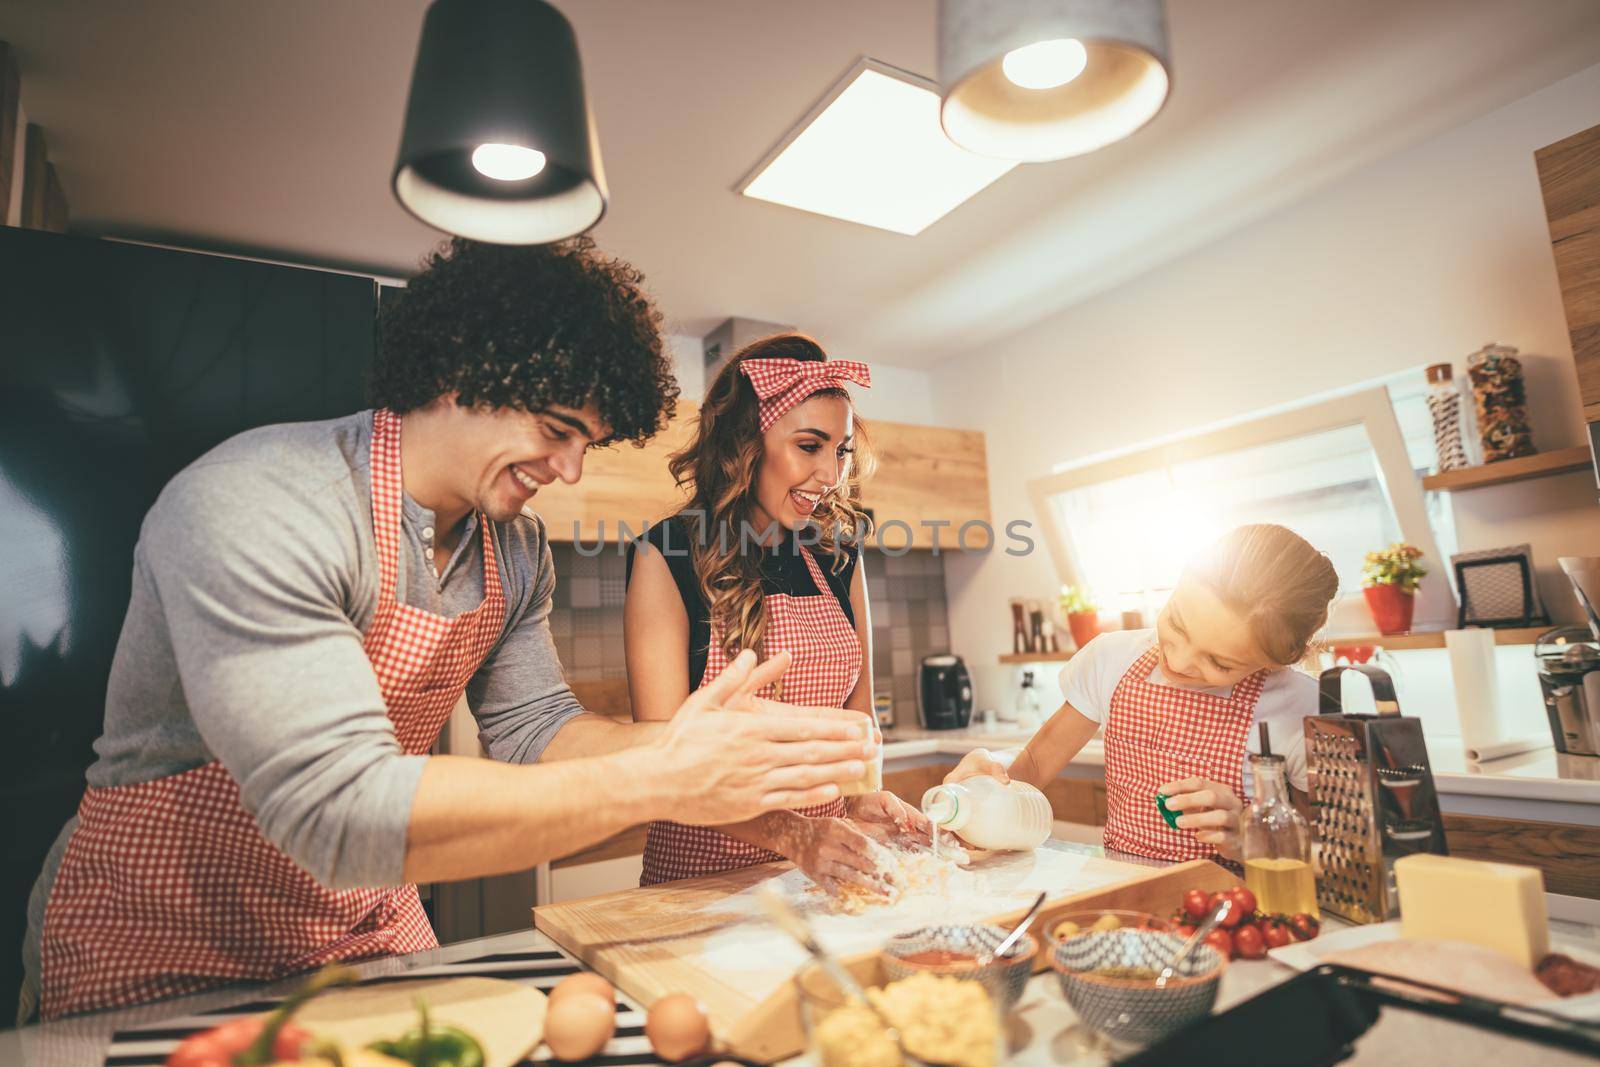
23, 238, 874, 1021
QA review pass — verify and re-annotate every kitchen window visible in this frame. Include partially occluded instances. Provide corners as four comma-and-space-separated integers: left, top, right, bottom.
1028, 380, 1459, 633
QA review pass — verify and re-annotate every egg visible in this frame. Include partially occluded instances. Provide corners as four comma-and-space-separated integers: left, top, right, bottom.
549, 971, 616, 1006
645, 993, 711, 1063
543, 992, 616, 1062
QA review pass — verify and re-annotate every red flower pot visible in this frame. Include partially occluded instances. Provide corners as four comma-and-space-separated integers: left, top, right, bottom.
1068, 611, 1100, 650
1362, 584, 1415, 635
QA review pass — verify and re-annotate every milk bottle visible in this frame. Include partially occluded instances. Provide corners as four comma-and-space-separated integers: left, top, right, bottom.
920, 777, 1052, 851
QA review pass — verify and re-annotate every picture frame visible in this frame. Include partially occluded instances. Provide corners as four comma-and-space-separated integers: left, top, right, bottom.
1451, 543, 1550, 628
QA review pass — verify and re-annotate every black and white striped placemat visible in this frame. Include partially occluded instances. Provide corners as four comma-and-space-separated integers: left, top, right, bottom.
102, 948, 664, 1067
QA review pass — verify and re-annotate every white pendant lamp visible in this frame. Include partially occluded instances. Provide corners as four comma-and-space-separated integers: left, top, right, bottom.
939, 0, 1171, 162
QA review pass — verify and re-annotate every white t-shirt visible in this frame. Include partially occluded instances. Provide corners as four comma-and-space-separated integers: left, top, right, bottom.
1058, 628, 1317, 793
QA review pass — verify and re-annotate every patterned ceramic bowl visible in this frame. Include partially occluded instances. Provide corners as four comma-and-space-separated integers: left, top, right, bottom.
880, 923, 1039, 1014
1046, 908, 1169, 945
1050, 922, 1224, 1047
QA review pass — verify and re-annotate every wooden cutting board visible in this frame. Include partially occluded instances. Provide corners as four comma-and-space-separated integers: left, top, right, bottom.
295, 976, 547, 1067
533, 846, 1235, 1061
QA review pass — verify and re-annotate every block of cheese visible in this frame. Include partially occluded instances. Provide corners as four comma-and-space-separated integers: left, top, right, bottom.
1394, 854, 1549, 968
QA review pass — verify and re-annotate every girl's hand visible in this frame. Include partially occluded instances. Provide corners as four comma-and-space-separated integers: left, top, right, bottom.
1158, 776, 1244, 860
844, 791, 932, 847
780, 816, 884, 894
944, 748, 1010, 785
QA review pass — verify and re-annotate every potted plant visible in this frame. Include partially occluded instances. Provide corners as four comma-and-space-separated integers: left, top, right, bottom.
1058, 585, 1101, 650
1361, 543, 1426, 634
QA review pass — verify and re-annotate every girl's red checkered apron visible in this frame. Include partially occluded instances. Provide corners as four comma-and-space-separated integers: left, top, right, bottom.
1100, 647, 1265, 862
38, 408, 507, 1019
640, 545, 862, 885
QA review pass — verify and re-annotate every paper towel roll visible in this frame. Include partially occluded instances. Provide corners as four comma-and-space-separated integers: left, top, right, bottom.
1445, 628, 1503, 756
1463, 733, 1551, 762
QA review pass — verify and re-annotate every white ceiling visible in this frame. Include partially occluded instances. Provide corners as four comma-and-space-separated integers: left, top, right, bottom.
7, 0, 1600, 369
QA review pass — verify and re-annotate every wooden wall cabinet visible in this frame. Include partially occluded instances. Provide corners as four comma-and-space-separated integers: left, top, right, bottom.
1537, 122, 1600, 425
533, 409, 992, 549
859, 421, 991, 550
530, 413, 697, 543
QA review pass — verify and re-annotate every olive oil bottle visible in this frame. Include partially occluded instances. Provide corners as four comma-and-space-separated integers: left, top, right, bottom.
1241, 724, 1319, 918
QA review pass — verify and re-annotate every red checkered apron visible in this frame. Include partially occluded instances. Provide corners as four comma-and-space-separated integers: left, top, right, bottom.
1101, 647, 1265, 862
640, 545, 862, 884
38, 408, 506, 1019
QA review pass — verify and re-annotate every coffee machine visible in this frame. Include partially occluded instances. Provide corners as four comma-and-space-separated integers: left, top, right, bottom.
1539, 558, 1600, 756
918, 654, 973, 730
1561, 555, 1600, 640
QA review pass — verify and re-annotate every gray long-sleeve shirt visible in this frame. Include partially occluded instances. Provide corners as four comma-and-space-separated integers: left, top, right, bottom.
24, 410, 583, 999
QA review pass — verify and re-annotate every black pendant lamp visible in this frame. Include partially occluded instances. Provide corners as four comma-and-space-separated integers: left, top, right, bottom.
392, 0, 607, 245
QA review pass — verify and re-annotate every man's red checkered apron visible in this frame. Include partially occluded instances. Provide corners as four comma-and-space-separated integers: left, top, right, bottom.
640, 545, 862, 884
38, 408, 506, 1019
1101, 647, 1265, 862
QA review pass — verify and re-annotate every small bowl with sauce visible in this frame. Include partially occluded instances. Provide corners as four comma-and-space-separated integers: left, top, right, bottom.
880, 923, 1039, 1014
1049, 918, 1224, 1047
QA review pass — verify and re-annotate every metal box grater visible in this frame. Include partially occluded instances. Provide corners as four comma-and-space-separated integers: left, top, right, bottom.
1306, 665, 1448, 924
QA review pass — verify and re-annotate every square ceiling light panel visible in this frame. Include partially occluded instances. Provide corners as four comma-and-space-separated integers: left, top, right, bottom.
738, 58, 1018, 236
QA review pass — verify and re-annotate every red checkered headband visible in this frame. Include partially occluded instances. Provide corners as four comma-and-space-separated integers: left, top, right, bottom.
738, 357, 873, 432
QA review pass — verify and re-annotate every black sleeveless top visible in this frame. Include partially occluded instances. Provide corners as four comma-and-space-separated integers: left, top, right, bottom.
624, 514, 859, 688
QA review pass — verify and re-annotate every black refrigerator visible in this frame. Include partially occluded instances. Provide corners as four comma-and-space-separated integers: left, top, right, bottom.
0, 226, 378, 1015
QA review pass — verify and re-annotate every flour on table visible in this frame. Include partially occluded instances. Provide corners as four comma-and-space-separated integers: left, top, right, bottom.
820, 838, 982, 915
695, 843, 1119, 984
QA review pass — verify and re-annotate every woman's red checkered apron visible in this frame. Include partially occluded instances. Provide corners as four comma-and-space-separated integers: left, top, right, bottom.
641, 546, 862, 884
38, 408, 506, 1019
1101, 647, 1265, 862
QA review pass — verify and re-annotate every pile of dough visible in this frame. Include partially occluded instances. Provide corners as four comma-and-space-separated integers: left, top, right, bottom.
817, 841, 977, 915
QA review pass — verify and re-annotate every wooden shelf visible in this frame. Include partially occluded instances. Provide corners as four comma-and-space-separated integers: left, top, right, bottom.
1421, 446, 1592, 492
1320, 626, 1553, 650
998, 650, 1076, 664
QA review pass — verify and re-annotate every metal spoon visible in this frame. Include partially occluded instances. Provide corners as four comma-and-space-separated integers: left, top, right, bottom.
980, 891, 1047, 965
758, 888, 935, 1067
1155, 896, 1233, 989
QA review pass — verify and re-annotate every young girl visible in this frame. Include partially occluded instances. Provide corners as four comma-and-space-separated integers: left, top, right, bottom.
948, 524, 1338, 862
625, 333, 928, 890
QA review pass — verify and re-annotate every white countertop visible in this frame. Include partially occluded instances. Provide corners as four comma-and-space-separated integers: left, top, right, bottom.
11, 842, 1596, 1067
880, 723, 1051, 761
1425, 737, 1600, 803
0, 923, 1345, 1067
882, 725, 1600, 805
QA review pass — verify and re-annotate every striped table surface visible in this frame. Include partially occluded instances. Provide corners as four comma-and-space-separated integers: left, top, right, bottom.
100, 941, 664, 1067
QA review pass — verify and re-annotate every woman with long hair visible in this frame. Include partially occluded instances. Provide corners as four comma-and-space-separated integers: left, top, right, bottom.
624, 333, 928, 890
